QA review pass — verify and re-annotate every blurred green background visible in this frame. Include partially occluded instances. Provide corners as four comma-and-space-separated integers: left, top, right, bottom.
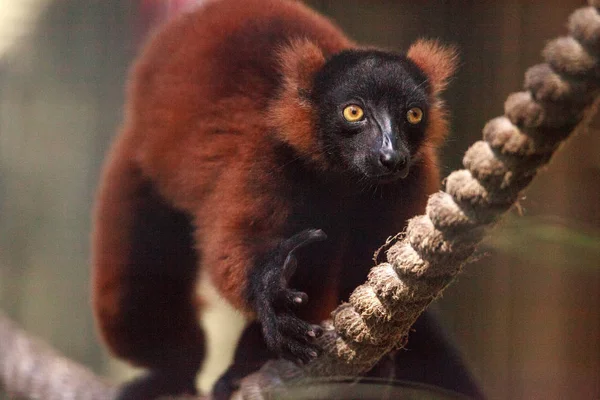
1, 1, 598, 399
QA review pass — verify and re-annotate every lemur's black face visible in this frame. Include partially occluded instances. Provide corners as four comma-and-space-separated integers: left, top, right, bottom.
312, 50, 430, 183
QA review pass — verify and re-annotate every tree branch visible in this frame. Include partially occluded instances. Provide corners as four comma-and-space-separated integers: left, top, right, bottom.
0, 311, 116, 400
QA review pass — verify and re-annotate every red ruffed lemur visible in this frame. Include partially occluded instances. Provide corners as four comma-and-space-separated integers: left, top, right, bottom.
92, 0, 482, 399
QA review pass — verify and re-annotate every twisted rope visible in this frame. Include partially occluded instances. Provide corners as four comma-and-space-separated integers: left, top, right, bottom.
235, 2, 600, 397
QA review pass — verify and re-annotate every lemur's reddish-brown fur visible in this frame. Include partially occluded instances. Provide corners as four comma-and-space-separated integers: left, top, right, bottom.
92, 0, 456, 373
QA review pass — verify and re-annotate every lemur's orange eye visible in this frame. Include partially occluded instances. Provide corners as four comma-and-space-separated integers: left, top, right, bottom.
407, 107, 423, 124
343, 105, 364, 122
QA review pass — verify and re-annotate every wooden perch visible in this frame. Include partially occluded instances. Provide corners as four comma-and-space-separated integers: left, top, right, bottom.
0, 310, 117, 400
2, 2, 600, 400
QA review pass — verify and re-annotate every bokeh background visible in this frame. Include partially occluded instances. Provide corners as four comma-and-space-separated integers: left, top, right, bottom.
1, 1, 598, 399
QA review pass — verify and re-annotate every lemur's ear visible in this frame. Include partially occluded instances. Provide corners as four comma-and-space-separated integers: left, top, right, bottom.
407, 39, 459, 96
268, 39, 327, 166
278, 39, 326, 92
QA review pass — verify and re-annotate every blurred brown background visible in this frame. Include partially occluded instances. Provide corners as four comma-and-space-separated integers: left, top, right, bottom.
1, 1, 598, 399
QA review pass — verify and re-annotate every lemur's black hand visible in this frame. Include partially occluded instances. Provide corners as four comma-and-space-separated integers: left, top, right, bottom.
249, 228, 327, 364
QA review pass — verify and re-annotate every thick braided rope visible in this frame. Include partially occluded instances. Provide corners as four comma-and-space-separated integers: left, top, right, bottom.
235, 3, 600, 397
